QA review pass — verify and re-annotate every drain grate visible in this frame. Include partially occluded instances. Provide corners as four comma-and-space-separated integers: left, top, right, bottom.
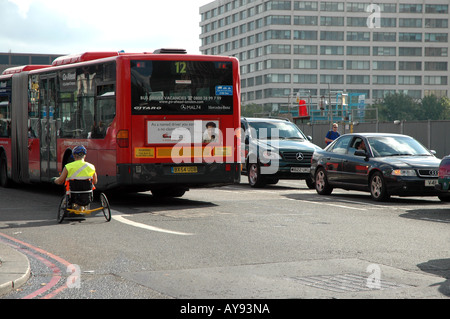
291, 273, 411, 293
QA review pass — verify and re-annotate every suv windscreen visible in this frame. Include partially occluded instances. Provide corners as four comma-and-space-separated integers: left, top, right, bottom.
248, 121, 307, 140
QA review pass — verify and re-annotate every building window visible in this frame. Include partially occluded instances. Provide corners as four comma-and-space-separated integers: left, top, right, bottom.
294, 16, 318, 25
265, 15, 291, 25
320, 31, 344, 41
347, 60, 370, 70
11, 55, 29, 65
293, 30, 317, 40
0, 55, 9, 65
320, 46, 344, 55
320, 60, 344, 70
425, 33, 448, 42
265, 59, 291, 69
293, 74, 317, 84
399, 18, 422, 28
381, 18, 397, 27
265, 30, 291, 40
399, 61, 422, 71
425, 62, 448, 71
320, 2, 344, 12
265, 44, 291, 54
347, 32, 370, 41
373, 32, 396, 42
373, 61, 396, 70
373, 90, 396, 99
265, 74, 291, 84
425, 47, 448, 57
347, 2, 366, 12
264, 88, 291, 98
347, 75, 370, 84
424, 76, 447, 85
347, 17, 367, 27
373, 47, 396, 56
425, 19, 448, 28
347, 46, 370, 56
294, 1, 318, 11
398, 47, 422, 56
379, 4, 397, 13
425, 4, 448, 14
294, 45, 317, 55
293, 60, 318, 69
399, 33, 422, 42
320, 74, 344, 84
320, 16, 344, 26
373, 76, 396, 85
399, 76, 422, 85
399, 4, 422, 13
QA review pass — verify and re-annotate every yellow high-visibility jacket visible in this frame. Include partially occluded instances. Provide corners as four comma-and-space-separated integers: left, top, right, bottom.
65, 159, 96, 180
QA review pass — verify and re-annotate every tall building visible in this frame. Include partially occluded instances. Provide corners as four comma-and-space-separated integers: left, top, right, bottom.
199, 0, 450, 117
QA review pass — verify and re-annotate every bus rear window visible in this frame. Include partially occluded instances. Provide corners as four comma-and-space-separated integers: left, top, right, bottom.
130, 60, 234, 115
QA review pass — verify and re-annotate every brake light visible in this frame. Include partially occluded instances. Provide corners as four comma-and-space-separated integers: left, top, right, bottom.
116, 130, 129, 148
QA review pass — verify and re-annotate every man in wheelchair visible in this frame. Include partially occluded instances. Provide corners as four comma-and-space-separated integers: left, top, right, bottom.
53, 145, 97, 211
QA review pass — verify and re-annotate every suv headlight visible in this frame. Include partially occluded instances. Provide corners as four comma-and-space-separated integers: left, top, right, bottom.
391, 169, 417, 176
262, 150, 281, 160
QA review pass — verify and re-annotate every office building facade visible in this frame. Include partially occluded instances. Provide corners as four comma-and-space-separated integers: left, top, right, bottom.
199, 0, 450, 113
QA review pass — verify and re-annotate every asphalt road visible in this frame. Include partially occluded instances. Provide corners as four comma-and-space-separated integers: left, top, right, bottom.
0, 178, 449, 301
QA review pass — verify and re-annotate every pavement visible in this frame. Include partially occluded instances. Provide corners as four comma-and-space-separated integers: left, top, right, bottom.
0, 242, 30, 297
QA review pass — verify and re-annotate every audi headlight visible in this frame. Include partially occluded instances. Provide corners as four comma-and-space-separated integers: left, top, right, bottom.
391, 169, 417, 176
262, 150, 281, 160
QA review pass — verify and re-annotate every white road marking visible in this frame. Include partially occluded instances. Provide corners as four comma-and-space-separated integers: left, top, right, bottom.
291, 199, 368, 211
112, 214, 194, 236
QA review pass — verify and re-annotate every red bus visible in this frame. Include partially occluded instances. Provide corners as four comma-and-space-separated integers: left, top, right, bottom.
0, 49, 241, 197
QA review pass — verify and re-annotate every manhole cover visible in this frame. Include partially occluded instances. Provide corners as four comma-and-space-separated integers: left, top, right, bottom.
291, 273, 411, 293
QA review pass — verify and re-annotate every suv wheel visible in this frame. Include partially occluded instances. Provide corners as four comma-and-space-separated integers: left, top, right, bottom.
248, 163, 267, 188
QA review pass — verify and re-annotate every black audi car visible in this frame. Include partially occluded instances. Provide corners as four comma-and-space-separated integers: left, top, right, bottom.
310, 133, 447, 201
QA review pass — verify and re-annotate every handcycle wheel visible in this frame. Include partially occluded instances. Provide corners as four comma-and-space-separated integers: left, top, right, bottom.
57, 195, 69, 223
100, 193, 111, 222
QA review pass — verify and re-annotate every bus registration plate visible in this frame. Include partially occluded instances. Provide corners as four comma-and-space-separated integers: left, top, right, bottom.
171, 166, 198, 174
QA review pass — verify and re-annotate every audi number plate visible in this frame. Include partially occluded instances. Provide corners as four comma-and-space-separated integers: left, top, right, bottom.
425, 179, 438, 187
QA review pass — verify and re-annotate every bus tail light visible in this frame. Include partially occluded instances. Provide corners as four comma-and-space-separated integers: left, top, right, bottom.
117, 130, 129, 148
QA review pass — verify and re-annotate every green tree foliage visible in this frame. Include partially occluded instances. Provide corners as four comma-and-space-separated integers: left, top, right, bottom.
241, 103, 273, 117
374, 93, 450, 121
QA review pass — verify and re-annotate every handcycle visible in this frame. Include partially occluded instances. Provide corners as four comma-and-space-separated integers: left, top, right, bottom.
57, 179, 111, 223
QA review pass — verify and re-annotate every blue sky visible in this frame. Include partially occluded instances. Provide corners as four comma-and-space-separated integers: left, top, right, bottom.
1, 0, 212, 55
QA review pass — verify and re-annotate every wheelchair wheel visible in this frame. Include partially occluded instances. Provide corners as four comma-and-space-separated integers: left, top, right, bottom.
57, 195, 69, 223
100, 193, 111, 222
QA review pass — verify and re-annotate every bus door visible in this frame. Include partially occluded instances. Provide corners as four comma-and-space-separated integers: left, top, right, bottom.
39, 75, 58, 181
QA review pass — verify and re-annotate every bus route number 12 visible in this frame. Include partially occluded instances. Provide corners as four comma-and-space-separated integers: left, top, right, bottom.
175, 62, 187, 74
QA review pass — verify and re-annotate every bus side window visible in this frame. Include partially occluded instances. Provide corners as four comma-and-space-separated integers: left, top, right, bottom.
91, 98, 115, 139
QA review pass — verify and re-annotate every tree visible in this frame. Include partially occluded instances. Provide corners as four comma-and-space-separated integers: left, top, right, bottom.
417, 95, 446, 120
374, 93, 419, 121
439, 96, 450, 120
241, 103, 272, 117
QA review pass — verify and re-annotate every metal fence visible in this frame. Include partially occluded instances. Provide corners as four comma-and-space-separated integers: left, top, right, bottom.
294, 119, 450, 159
